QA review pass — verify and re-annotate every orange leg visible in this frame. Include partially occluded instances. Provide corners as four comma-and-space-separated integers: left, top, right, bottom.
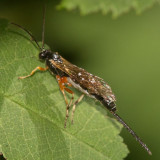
19, 66, 48, 79
64, 87, 74, 128
71, 94, 84, 124
64, 87, 74, 106
56, 75, 75, 127
56, 75, 69, 105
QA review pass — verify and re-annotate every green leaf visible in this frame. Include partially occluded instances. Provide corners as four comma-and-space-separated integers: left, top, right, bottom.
0, 19, 129, 160
58, 0, 160, 17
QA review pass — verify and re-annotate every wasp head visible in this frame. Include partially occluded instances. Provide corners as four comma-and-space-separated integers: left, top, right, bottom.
39, 49, 51, 60
39, 50, 62, 64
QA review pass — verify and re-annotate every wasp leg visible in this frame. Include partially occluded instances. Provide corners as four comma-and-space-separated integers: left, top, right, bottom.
71, 94, 84, 124
64, 87, 74, 128
56, 76, 69, 105
56, 76, 74, 128
64, 88, 74, 106
18, 66, 48, 79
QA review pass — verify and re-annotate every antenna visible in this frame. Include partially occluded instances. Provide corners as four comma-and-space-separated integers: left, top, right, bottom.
42, 5, 46, 49
11, 22, 42, 51
110, 111, 152, 155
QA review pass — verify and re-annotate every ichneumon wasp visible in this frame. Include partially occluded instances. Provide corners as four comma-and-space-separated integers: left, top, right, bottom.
11, 7, 152, 155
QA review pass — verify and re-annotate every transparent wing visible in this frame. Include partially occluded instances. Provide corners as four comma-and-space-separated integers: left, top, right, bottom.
49, 57, 115, 102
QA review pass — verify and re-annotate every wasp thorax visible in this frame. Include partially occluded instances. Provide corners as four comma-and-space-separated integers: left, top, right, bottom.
53, 52, 62, 63
39, 50, 51, 60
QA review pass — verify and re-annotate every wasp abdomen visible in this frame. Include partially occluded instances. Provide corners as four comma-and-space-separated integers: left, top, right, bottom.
92, 94, 116, 112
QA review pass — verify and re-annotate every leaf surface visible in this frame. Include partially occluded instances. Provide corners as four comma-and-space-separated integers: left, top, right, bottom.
0, 19, 129, 160
58, 0, 160, 17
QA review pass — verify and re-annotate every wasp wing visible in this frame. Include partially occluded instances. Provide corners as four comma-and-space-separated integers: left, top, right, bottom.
49, 56, 116, 102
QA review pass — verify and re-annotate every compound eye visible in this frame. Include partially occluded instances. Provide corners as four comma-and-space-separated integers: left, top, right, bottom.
39, 51, 46, 59
41, 53, 45, 57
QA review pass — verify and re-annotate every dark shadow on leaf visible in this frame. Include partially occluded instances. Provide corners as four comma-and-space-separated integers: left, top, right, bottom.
81, 93, 122, 130
0, 152, 7, 160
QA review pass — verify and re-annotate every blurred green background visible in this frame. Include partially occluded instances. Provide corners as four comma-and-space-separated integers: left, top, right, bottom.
0, 1, 159, 160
